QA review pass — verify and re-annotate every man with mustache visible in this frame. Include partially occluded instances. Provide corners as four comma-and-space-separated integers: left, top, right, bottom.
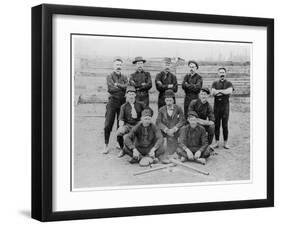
103, 57, 128, 154
129, 56, 152, 107
155, 57, 178, 109
211, 67, 234, 149
182, 60, 203, 119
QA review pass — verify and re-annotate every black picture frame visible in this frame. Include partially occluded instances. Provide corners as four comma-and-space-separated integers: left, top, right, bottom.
31, 3, 274, 222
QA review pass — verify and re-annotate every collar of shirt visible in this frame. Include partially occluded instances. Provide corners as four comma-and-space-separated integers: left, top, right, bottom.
198, 99, 208, 105
136, 69, 144, 73
113, 71, 121, 78
166, 105, 175, 111
188, 124, 199, 131
128, 100, 136, 106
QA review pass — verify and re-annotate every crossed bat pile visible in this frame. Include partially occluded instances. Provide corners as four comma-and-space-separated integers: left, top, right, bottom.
133, 158, 209, 176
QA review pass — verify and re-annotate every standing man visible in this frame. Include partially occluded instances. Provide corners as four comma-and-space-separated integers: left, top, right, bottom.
129, 56, 152, 107
211, 67, 234, 149
156, 90, 185, 161
177, 111, 213, 165
103, 57, 128, 154
182, 60, 203, 119
155, 57, 178, 109
116, 86, 146, 157
123, 109, 164, 165
188, 87, 215, 145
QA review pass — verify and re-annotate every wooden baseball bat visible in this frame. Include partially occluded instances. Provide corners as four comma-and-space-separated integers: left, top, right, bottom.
133, 163, 175, 176
170, 159, 210, 176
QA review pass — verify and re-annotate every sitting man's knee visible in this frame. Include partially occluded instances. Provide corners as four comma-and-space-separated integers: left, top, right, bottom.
117, 126, 126, 136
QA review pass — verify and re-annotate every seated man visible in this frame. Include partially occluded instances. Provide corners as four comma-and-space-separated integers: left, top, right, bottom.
177, 111, 213, 165
188, 87, 215, 145
156, 90, 185, 161
117, 86, 146, 157
123, 109, 164, 165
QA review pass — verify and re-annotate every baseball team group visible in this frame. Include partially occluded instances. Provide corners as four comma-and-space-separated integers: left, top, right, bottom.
102, 56, 234, 166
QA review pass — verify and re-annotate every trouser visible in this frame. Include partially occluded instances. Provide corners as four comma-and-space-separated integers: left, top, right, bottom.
203, 124, 215, 145
214, 103, 230, 141
176, 146, 212, 159
184, 94, 199, 119
123, 143, 165, 159
162, 131, 180, 155
158, 94, 176, 110
104, 97, 125, 145
116, 124, 134, 149
136, 94, 149, 107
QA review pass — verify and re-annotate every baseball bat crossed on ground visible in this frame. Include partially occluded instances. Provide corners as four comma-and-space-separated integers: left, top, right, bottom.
133, 158, 210, 176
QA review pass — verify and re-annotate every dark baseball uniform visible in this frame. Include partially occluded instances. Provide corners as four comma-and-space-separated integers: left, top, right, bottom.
188, 99, 215, 144
129, 70, 152, 107
177, 124, 211, 159
182, 73, 203, 119
104, 72, 128, 145
212, 79, 234, 141
155, 71, 178, 109
124, 122, 164, 157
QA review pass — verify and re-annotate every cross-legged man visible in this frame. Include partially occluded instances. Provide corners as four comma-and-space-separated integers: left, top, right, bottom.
188, 87, 215, 145
155, 57, 178, 109
177, 111, 213, 165
123, 109, 165, 165
103, 57, 128, 154
129, 56, 152, 107
156, 90, 185, 163
211, 67, 234, 149
116, 86, 146, 157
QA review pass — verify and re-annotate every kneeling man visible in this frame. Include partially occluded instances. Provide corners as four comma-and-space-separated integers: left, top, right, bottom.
124, 109, 164, 164
117, 86, 146, 157
177, 111, 213, 165
156, 90, 185, 159
188, 87, 215, 145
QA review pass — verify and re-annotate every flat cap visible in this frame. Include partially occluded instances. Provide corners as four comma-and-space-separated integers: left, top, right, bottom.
141, 108, 153, 117
188, 60, 199, 69
164, 89, 175, 98
188, 111, 198, 118
126, 86, 136, 93
133, 56, 146, 64
200, 87, 210, 94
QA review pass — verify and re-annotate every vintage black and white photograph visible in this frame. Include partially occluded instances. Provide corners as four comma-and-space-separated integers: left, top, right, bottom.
71, 34, 251, 189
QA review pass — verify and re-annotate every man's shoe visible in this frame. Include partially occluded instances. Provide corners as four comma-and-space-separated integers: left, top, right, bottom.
161, 158, 170, 164
212, 141, 219, 149
152, 157, 159, 164
180, 156, 187, 162
223, 144, 230, 149
196, 158, 206, 165
129, 157, 139, 164
115, 142, 121, 150
102, 144, 109, 154
117, 149, 125, 158
223, 141, 230, 149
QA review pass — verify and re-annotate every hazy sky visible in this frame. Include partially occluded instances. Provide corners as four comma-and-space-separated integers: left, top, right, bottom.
73, 35, 251, 61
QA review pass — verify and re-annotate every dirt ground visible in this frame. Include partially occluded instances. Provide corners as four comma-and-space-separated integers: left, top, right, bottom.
73, 98, 250, 189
